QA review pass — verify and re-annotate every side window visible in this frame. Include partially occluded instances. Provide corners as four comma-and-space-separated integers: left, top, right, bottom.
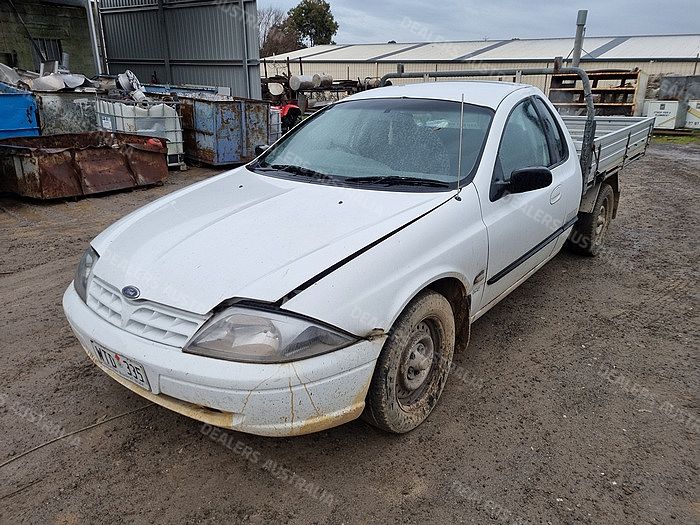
491, 98, 550, 199
534, 97, 568, 165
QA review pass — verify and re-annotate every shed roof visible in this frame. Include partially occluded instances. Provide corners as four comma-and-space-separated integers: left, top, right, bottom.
263, 34, 700, 62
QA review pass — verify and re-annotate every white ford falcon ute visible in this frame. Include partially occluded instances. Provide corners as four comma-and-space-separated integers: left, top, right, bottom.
64, 81, 586, 436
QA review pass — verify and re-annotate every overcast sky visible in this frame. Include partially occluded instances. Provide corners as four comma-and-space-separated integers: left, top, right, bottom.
259, 0, 700, 43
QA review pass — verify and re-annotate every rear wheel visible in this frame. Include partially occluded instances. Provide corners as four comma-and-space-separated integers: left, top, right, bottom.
567, 183, 614, 256
363, 290, 455, 433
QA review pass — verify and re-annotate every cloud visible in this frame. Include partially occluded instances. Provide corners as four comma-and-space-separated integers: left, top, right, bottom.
258, 0, 700, 43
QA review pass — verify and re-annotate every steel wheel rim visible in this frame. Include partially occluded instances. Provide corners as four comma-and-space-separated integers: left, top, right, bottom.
397, 319, 439, 407
594, 196, 610, 245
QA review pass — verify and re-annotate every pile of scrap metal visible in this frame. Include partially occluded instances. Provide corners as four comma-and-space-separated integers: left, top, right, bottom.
0, 62, 97, 93
261, 72, 386, 123
0, 133, 168, 200
0, 62, 100, 137
0, 65, 172, 199
0, 57, 151, 99
0, 62, 183, 160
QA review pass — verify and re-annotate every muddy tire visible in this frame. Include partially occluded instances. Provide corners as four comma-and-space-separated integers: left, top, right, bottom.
363, 290, 455, 434
567, 183, 614, 256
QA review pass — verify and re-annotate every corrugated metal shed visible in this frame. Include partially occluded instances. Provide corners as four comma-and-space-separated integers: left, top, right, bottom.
100, 0, 261, 98
470, 37, 613, 61
314, 43, 418, 61
271, 45, 338, 61
595, 35, 700, 59
262, 34, 700, 92
263, 34, 700, 63
378, 41, 495, 62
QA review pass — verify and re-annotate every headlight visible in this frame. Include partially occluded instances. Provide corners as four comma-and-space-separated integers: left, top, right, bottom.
74, 246, 99, 303
184, 307, 357, 363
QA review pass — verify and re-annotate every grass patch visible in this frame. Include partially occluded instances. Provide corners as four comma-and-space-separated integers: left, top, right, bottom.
651, 132, 700, 145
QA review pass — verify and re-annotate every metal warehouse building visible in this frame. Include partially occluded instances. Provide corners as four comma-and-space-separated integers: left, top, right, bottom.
99, 0, 260, 98
262, 34, 700, 91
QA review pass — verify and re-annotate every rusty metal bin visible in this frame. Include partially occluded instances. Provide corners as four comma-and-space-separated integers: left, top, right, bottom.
176, 94, 270, 166
0, 132, 168, 199
35, 91, 98, 135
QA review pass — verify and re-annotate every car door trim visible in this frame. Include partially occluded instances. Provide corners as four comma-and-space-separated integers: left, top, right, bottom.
486, 216, 578, 286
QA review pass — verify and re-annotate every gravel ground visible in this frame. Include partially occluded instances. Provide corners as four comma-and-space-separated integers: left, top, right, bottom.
0, 142, 698, 525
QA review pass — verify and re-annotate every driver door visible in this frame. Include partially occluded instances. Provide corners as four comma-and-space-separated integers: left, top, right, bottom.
477, 97, 568, 310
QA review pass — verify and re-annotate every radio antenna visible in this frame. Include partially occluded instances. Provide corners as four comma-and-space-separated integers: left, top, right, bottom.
456, 93, 465, 195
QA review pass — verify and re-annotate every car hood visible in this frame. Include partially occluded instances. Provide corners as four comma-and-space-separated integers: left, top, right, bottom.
91, 167, 452, 315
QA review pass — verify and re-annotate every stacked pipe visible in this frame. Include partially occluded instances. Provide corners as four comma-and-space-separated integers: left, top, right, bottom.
289, 73, 333, 91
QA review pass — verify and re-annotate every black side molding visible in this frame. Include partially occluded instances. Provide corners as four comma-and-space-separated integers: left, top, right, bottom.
486, 216, 578, 286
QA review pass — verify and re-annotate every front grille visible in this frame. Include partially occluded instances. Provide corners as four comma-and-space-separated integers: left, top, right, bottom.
87, 277, 208, 347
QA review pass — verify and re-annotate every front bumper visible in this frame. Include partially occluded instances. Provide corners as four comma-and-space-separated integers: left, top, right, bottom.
63, 285, 383, 436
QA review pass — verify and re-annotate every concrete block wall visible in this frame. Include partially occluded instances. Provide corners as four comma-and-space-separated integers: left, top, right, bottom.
0, 0, 94, 76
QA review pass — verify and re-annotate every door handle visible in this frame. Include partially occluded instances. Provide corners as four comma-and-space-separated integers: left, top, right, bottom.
549, 185, 562, 205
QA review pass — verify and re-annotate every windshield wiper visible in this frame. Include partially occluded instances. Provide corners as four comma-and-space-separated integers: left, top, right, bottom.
347, 176, 451, 188
259, 164, 332, 180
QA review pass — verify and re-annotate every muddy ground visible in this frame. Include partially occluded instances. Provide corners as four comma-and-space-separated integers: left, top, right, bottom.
0, 142, 697, 525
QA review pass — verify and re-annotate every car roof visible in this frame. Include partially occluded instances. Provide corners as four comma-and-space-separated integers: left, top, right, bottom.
345, 81, 532, 109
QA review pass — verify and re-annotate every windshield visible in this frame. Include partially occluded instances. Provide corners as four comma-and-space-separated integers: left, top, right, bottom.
252, 97, 493, 190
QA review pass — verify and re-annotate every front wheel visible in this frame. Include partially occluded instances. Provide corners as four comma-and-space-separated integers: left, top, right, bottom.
363, 290, 456, 433
567, 183, 614, 256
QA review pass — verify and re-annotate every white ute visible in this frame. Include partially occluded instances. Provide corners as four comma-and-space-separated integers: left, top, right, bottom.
64, 69, 654, 436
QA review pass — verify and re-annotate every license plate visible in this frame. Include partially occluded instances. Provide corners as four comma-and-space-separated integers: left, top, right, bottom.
90, 341, 150, 391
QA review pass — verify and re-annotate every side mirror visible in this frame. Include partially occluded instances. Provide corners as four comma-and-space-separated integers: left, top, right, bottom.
507, 167, 552, 194
254, 144, 270, 156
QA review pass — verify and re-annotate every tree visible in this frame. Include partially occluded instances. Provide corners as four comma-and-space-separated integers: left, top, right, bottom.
258, 6, 303, 58
287, 0, 339, 48
258, 6, 285, 52
261, 20, 304, 58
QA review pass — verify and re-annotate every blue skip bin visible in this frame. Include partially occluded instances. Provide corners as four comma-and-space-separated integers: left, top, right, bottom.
0, 82, 40, 139
178, 94, 271, 166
